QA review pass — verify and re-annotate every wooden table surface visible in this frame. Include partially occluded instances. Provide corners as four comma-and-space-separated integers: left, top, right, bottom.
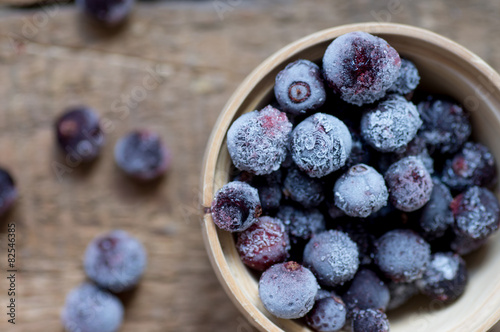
1, 0, 500, 331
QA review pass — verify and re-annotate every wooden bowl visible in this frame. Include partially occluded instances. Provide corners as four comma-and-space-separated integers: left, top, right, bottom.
201, 22, 500, 332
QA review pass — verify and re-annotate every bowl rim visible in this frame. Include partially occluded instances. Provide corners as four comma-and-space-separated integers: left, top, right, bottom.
200, 22, 500, 332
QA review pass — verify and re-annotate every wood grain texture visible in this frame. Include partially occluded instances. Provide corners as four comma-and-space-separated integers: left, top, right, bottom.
0, 1, 500, 331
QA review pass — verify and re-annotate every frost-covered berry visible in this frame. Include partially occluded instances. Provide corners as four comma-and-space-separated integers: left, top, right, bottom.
283, 167, 324, 208
84, 230, 147, 292
274, 59, 326, 115
450, 232, 487, 255
0, 168, 18, 216
351, 309, 390, 332
417, 95, 471, 154
259, 261, 319, 319
303, 230, 359, 287
386, 281, 418, 311
385, 156, 433, 212
417, 252, 467, 303
61, 282, 124, 332
236, 216, 290, 271
451, 186, 500, 240
343, 268, 390, 315
306, 292, 347, 332
361, 95, 422, 153
441, 142, 497, 192
387, 58, 420, 95
227, 105, 292, 175
276, 204, 325, 245
291, 113, 352, 178
334, 164, 388, 218
211, 181, 262, 232
77, 0, 135, 26
322, 31, 401, 106
375, 229, 431, 282
419, 178, 454, 240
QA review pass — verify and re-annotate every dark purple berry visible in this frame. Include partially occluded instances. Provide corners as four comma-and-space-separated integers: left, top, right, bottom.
385, 156, 434, 212
343, 269, 390, 315
305, 292, 347, 332
0, 168, 18, 216
334, 164, 388, 218
211, 181, 262, 232
345, 131, 373, 168
283, 167, 324, 208
375, 229, 431, 282
276, 204, 325, 245
397, 136, 434, 173
450, 186, 500, 240
114, 130, 171, 181
77, 0, 135, 26
291, 113, 352, 178
258, 261, 319, 319
303, 230, 359, 287
322, 31, 401, 106
417, 252, 467, 303
450, 232, 487, 255
386, 281, 418, 310
361, 95, 422, 153
61, 282, 124, 332
419, 178, 454, 240
351, 309, 390, 332
387, 58, 420, 95
441, 142, 497, 192
274, 59, 326, 115
84, 230, 147, 292
417, 95, 471, 154
227, 105, 292, 175
55, 106, 104, 163
236, 216, 290, 271
252, 170, 283, 213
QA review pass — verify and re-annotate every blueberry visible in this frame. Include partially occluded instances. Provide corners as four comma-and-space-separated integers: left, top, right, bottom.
450, 232, 487, 255
276, 204, 326, 245
236, 216, 290, 271
387, 58, 420, 95
417, 252, 467, 303
55, 106, 104, 163
61, 282, 124, 332
419, 178, 454, 240
282, 167, 325, 208
305, 292, 347, 332
114, 130, 171, 181
77, 0, 135, 26
291, 113, 352, 178
386, 281, 418, 311
384, 156, 434, 212
334, 164, 388, 218
303, 230, 359, 287
361, 95, 422, 153
351, 309, 390, 332
375, 229, 431, 282
258, 261, 319, 319
0, 168, 18, 216
322, 31, 401, 106
274, 59, 326, 115
227, 105, 292, 175
251, 170, 283, 213
211, 181, 262, 232
343, 268, 390, 315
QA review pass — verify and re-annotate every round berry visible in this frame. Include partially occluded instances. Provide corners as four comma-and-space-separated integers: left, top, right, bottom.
450, 232, 487, 256
291, 113, 352, 178
343, 268, 390, 315
274, 59, 326, 115
276, 204, 326, 245
84, 230, 147, 292
322, 31, 401, 106
386, 281, 418, 311
351, 309, 390, 332
211, 181, 262, 232
0, 168, 18, 216
227, 105, 292, 175
303, 230, 359, 287
258, 261, 319, 319
384, 156, 433, 212
77, 0, 135, 26
305, 292, 347, 332
361, 95, 422, 153
419, 178, 454, 240
375, 229, 431, 282
387, 58, 420, 95
334, 164, 388, 218
283, 167, 324, 208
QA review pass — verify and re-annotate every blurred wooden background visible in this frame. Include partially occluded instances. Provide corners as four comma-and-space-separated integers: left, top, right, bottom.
0, 0, 500, 331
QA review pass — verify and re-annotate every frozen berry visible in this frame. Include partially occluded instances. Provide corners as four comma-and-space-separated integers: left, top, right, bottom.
276, 204, 325, 245
236, 216, 290, 271
441, 142, 497, 192
283, 167, 324, 208
305, 292, 347, 332
227, 105, 292, 175
0, 168, 18, 216
322, 31, 401, 106
334, 164, 388, 218
385, 156, 433, 212
386, 281, 418, 311
375, 229, 431, 282
303, 230, 359, 287
252, 170, 283, 213
419, 178, 454, 240
55, 106, 104, 163
291, 113, 352, 178
361, 95, 422, 153
387, 58, 420, 95
343, 268, 390, 314
114, 130, 171, 181
258, 261, 319, 319
351, 309, 390, 332
451, 186, 500, 240
417, 95, 471, 154
274, 59, 326, 115
337, 222, 375, 266
61, 282, 124, 332
77, 0, 135, 26
417, 252, 467, 303
84, 230, 147, 292
211, 181, 262, 232
450, 232, 487, 255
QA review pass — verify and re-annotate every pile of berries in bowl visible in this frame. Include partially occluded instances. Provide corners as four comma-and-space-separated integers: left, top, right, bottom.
202, 23, 500, 332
